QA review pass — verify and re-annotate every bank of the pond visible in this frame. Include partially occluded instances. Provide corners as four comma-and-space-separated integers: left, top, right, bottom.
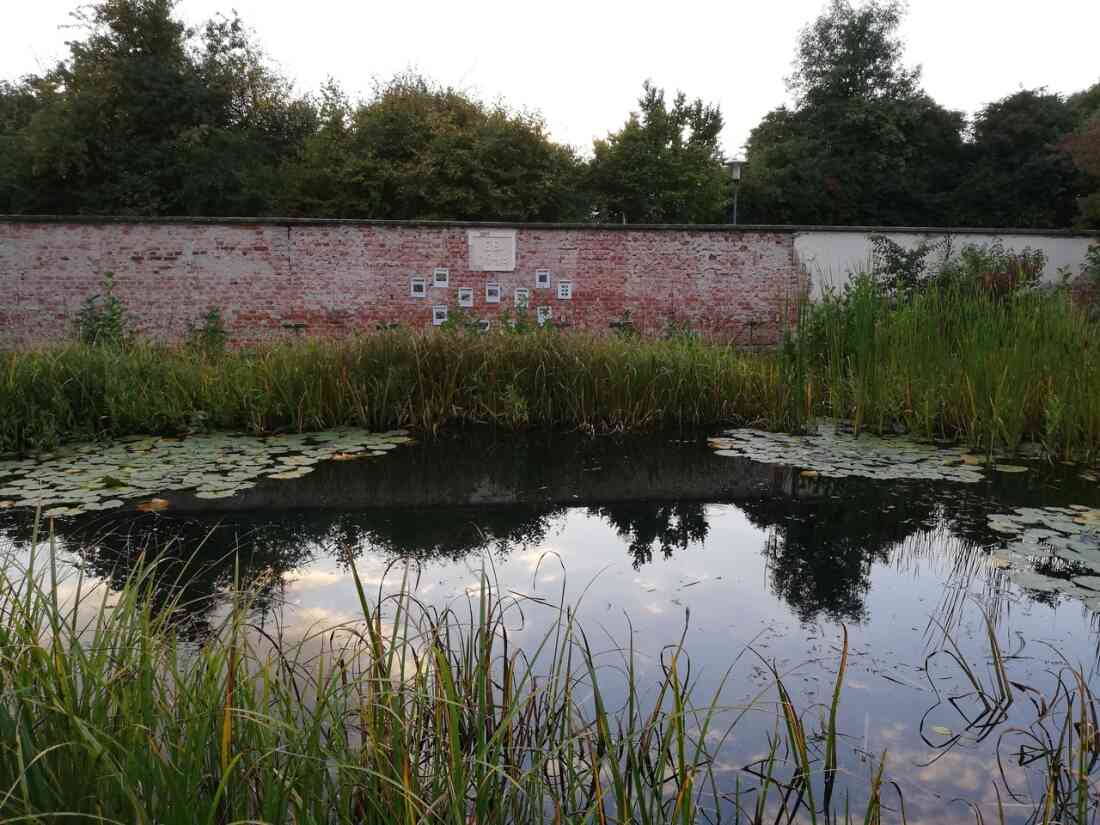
3, 282, 1099, 457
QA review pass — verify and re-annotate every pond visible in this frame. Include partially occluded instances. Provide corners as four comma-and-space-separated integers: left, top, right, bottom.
3, 427, 1100, 823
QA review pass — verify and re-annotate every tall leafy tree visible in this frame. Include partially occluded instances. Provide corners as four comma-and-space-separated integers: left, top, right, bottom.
951, 90, 1083, 228
1064, 81, 1100, 228
281, 74, 587, 221
0, 0, 314, 215
742, 0, 965, 226
586, 81, 729, 224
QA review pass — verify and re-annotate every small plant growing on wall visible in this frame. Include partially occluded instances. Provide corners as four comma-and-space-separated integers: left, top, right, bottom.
610, 309, 637, 338
186, 307, 228, 357
76, 272, 127, 346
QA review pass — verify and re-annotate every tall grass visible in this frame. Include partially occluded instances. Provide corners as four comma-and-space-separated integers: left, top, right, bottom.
0, 330, 793, 453
0, 534, 824, 825
3, 531, 1099, 823
3, 282, 1098, 457
787, 277, 1100, 459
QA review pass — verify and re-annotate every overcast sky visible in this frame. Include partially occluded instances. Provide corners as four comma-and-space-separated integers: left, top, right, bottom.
3, 0, 1098, 156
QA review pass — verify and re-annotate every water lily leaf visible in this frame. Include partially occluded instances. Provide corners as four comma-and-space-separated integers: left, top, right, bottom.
992, 464, 1028, 474
194, 489, 237, 500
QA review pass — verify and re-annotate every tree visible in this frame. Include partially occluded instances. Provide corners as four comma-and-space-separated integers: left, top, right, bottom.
742, 0, 966, 226
0, 0, 315, 215
951, 90, 1083, 228
281, 74, 587, 221
1064, 81, 1100, 228
586, 81, 729, 224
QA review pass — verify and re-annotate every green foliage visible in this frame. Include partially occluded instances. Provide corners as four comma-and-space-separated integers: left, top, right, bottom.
953, 90, 1085, 228
0, 332, 787, 453
0, 0, 316, 215
1085, 243, 1100, 284
185, 306, 228, 356
869, 233, 952, 296
789, 0, 917, 105
743, 3, 1099, 228
1061, 111, 1100, 228
281, 74, 589, 221
2, 0, 1097, 227
743, 1, 966, 226
939, 239, 1047, 296
785, 274, 1100, 458
75, 272, 127, 346
587, 81, 729, 224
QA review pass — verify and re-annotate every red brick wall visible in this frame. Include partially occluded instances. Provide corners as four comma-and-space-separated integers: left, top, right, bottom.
0, 219, 805, 347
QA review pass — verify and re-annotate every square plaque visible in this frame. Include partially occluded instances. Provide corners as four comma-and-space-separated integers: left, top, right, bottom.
468, 229, 517, 272
458, 287, 474, 308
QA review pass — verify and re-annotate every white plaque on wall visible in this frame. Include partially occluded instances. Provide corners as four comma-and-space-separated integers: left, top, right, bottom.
468, 229, 517, 272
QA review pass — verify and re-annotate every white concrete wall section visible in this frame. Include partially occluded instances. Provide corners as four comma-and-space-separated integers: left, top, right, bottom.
794, 230, 1097, 298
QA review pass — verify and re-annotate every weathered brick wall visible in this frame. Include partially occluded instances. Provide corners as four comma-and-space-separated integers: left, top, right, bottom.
0, 219, 804, 347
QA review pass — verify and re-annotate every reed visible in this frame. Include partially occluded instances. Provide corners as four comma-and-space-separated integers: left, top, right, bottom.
2, 281, 1097, 457
2, 531, 1099, 824
0, 329, 790, 454
787, 277, 1100, 459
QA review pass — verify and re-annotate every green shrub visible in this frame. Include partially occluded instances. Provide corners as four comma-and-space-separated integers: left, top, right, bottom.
75, 272, 127, 346
185, 306, 229, 357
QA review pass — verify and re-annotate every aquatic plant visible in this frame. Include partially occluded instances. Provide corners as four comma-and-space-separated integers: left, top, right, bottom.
0, 331, 788, 453
0, 429, 413, 516
786, 275, 1100, 459
4, 279, 1100, 459
3, 533, 1099, 823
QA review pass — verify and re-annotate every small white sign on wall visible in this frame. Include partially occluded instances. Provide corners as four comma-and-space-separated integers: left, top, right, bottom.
536, 269, 551, 289
536, 306, 552, 326
468, 229, 517, 272
458, 287, 474, 307
410, 277, 427, 298
432, 305, 448, 326
485, 283, 501, 303
433, 267, 450, 288
514, 287, 530, 309
557, 280, 573, 300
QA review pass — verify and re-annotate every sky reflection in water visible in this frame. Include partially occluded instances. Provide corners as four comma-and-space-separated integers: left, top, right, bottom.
3, 431, 1099, 823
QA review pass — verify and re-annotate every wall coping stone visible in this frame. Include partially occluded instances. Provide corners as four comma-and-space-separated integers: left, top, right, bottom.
1, 214, 1097, 238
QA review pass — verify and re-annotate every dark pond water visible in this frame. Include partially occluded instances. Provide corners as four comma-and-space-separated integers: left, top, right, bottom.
3, 430, 1100, 823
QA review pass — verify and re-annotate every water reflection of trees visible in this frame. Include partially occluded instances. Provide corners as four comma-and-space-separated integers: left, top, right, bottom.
739, 480, 943, 623
2, 462, 1074, 631
588, 503, 709, 568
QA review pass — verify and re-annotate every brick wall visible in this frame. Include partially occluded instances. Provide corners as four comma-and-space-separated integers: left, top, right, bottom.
0, 218, 806, 347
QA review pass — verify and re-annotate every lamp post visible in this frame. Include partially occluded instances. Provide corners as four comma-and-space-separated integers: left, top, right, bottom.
725, 160, 744, 225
